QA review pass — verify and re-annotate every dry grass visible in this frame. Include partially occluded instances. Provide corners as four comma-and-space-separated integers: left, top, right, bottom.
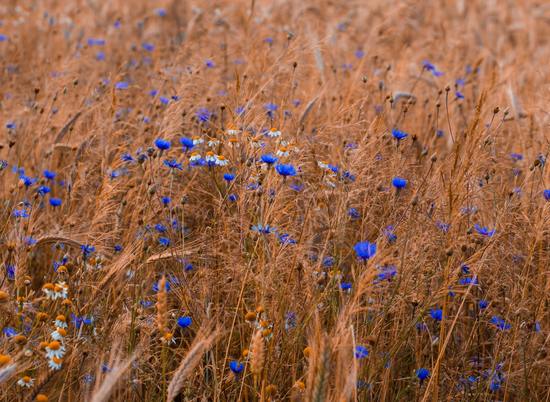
0, 0, 549, 400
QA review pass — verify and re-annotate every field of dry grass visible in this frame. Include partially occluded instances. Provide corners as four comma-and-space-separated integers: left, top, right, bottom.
0, 0, 549, 401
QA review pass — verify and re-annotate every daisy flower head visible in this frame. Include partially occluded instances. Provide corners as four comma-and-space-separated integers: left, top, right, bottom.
226, 124, 240, 135
215, 155, 229, 166
48, 356, 63, 370
53, 282, 68, 299
189, 151, 202, 162
54, 315, 68, 328
45, 341, 65, 360
227, 137, 239, 147
161, 332, 176, 344
267, 127, 281, 138
192, 136, 204, 146
51, 327, 67, 341
17, 376, 34, 388
205, 151, 217, 164
208, 139, 220, 148
276, 146, 289, 157
42, 283, 55, 299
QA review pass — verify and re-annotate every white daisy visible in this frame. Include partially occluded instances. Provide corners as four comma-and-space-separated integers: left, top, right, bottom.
215, 155, 229, 166
45, 341, 65, 360
267, 128, 281, 138
48, 357, 63, 370
189, 152, 202, 162
17, 376, 34, 388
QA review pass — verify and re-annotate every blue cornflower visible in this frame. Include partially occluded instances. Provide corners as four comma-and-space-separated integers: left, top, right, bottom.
223, 173, 235, 182
13, 209, 29, 218
161, 196, 171, 205
458, 276, 478, 286
354, 241, 376, 260
159, 97, 170, 105
95, 51, 105, 61
229, 361, 244, 374
81, 244, 95, 260
510, 153, 523, 161
251, 224, 276, 234
376, 265, 397, 282
416, 368, 430, 381
154, 138, 171, 150
436, 221, 450, 233
142, 42, 155, 52
43, 170, 56, 180
340, 282, 352, 291
155, 8, 167, 17
355, 49, 365, 59
180, 137, 194, 151
20, 175, 36, 187
348, 208, 360, 220
456, 91, 465, 99
478, 300, 489, 309
456, 78, 465, 86
196, 108, 211, 123
264, 103, 278, 112
115, 81, 129, 90
275, 164, 296, 177
114, 244, 123, 253
489, 375, 502, 392
6, 122, 15, 130
177, 316, 192, 328
392, 177, 407, 189
163, 159, 183, 170
121, 152, 134, 162
159, 237, 170, 247
323, 256, 334, 267
261, 154, 278, 165
474, 224, 495, 237
489, 316, 511, 331
87, 38, 105, 46
392, 128, 408, 141
3, 327, 17, 337
155, 224, 167, 233
37, 185, 51, 195
422, 60, 443, 76
278, 233, 296, 245
430, 308, 443, 322
436, 129, 444, 138
6, 265, 15, 280
0, 34, 8, 42
205, 59, 215, 68
228, 194, 237, 202
49, 197, 62, 207
354, 345, 369, 359
543, 189, 550, 201
383, 226, 397, 243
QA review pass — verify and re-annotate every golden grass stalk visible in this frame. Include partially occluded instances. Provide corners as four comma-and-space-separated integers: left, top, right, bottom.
166, 327, 218, 402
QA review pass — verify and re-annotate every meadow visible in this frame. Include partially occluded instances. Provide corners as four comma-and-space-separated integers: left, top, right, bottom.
0, 0, 549, 401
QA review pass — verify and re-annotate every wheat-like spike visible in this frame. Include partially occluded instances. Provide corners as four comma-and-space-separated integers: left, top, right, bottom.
156, 275, 167, 333
90, 354, 136, 402
167, 329, 218, 402
249, 331, 265, 376
0, 363, 16, 383
312, 339, 331, 402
